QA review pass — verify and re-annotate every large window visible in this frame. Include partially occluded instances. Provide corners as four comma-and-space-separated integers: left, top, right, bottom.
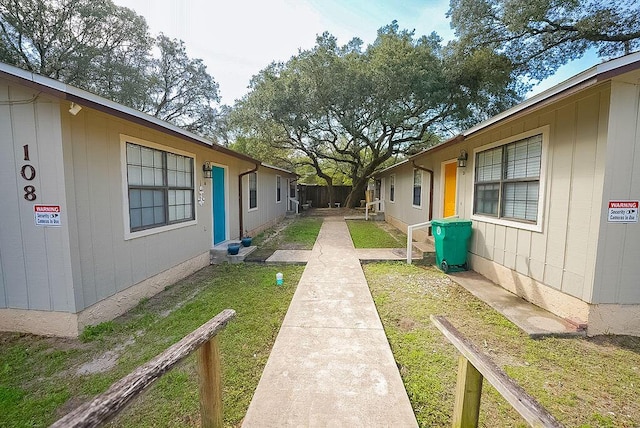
389, 175, 395, 202
412, 169, 422, 207
474, 134, 542, 223
248, 172, 258, 210
126, 142, 194, 231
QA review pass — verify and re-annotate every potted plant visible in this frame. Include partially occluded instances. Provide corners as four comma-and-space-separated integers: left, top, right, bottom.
227, 242, 241, 255
241, 231, 252, 247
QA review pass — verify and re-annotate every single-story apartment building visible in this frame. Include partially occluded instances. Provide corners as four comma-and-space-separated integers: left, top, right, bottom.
0, 62, 296, 337
376, 52, 640, 337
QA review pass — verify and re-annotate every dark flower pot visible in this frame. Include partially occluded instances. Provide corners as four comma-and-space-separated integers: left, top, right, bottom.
227, 243, 241, 255
241, 237, 252, 247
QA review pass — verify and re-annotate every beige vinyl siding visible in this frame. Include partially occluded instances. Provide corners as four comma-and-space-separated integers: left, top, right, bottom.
594, 80, 640, 304
378, 70, 640, 327
243, 169, 293, 237
0, 82, 76, 312
381, 163, 433, 228
1, 69, 297, 335
382, 84, 609, 304
466, 85, 609, 303
61, 106, 251, 311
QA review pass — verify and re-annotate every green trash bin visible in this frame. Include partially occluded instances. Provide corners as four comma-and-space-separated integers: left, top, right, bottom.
431, 218, 472, 273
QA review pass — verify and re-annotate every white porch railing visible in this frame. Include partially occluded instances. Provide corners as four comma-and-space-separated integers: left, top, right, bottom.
406, 215, 458, 264
365, 198, 384, 220
288, 197, 300, 214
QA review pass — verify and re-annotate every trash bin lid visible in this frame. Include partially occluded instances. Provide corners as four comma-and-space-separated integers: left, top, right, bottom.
431, 218, 472, 227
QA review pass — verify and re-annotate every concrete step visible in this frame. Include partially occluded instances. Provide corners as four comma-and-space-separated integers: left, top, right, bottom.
210, 241, 257, 264
410, 240, 435, 265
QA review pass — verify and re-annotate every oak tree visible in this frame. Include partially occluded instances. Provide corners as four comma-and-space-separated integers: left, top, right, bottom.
448, 0, 640, 81
0, 0, 221, 137
232, 23, 521, 207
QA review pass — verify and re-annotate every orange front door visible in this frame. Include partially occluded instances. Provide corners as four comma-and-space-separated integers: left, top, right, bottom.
443, 162, 457, 217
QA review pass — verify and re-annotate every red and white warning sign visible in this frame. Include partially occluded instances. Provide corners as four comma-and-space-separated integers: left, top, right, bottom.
34, 205, 62, 226
607, 201, 638, 223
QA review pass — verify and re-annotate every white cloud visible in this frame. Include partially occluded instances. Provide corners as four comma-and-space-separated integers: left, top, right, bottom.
113, 0, 456, 103
114, 0, 328, 102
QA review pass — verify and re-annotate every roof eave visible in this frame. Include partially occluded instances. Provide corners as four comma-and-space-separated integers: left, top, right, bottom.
379, 51, 640, 176
464, 51, 640, 138
375, 134, 465, 176
0, 63, 260, 164
260, 163, 297, 176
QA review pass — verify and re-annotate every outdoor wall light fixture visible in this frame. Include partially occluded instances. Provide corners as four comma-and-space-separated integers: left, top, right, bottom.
457, 149, 468, 168
68, 102, 82, 115
203, 161, 213, 179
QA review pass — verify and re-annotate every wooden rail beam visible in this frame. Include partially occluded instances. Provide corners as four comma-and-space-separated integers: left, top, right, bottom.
52, 309, 236, 428
430, 315, 563, 428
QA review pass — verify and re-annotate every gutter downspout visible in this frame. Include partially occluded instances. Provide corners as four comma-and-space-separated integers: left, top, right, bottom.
413, 161, 434, 235
239, 163, 260, 239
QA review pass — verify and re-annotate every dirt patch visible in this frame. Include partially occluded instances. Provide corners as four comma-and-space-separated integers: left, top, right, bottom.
279, 241, 311, 250
159, 289, 201, 318
376, 221, 406, 244
245, 214, 324, 262
76, 337, 136, 375
253, 217, 295, 246
244, 248, 276, 262
73, 272, 211, 376
76, 350, 120, 375
0, 332, 90, 353
397, 318, 417, 332
56, 396, 88, 419
115, 268, 210, 326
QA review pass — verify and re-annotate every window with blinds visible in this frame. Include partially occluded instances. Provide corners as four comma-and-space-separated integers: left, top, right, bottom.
126, 142, 194, 231
474, 134, 542, 223
412, 169, 422, 207
248, 172, 258, 210
389, 175, 395, 202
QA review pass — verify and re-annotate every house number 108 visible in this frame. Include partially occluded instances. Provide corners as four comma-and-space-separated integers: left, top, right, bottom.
22, 144, 37, 201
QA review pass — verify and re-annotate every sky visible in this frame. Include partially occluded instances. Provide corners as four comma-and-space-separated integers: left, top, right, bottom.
112, 0, 599, 105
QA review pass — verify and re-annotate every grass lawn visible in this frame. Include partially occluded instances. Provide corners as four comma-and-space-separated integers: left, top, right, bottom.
281, 216, 323, 247
347, 220, 406, 248
0, 263, 304, 428
4, 215, 640, 427
365, 262, 640, 428
246, 216, 323, 261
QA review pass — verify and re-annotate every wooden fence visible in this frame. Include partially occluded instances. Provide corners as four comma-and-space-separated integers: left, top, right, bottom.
299, 185, 354, 208
51, 309, 236, 428
430, 315, 563, 428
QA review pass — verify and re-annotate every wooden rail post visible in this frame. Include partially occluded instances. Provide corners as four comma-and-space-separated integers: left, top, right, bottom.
51, 309, 236, 428
198, 336, 223, 428
430, 315, 563, 428
452, 356, 483, 428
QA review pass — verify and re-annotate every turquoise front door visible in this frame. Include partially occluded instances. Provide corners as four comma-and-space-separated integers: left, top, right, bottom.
212, 166, 226, 244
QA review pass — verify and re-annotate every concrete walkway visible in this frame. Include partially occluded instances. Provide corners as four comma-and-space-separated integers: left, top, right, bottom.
449, 270, 586, 338
242, 216, 418, 427
265, 247, 424, 264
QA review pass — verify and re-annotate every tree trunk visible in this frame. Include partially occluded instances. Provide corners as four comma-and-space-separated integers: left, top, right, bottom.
324, 178, 334, 207
344, 177, 368, 208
